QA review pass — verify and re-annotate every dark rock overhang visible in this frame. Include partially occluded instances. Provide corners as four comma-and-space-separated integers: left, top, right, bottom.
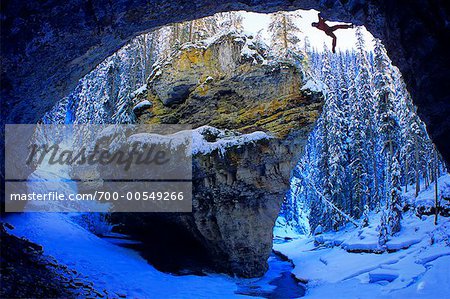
1, 0, 449, 164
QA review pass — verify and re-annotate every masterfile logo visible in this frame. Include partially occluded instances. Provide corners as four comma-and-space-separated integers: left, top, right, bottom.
4, 124, 193, 213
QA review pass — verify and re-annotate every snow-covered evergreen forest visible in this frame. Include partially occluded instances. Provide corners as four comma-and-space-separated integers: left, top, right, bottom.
281, 28, 447, 240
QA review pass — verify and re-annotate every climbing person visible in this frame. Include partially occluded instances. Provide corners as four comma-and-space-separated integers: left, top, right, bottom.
311, 13, 354, 53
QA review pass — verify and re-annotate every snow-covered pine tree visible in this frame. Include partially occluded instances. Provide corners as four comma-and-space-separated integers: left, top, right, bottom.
316, 48, 336, 230
268, 11, 302, 59
355, 27, 378, 210
349, 99, 368, 218
215, 12, 244, 33
396, 93, 415, 193
337, 55, 354, 210
190, 18, 215, 42
378, 210, 389, 247
388, 153, 403, 234
373, 38, 402, 234
308, 114, 332, 231
170, 23, 182, 50
326, 57, 346, 219
349, 38, 370, 217
361, 204, 370, 227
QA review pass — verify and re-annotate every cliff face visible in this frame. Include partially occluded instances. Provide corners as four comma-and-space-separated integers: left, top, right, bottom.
188, 128, 298, 277
121, 34, 323, 277
134, 34, 321, 139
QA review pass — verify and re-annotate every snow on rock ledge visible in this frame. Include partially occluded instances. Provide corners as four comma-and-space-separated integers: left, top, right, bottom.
192, 125, 272, 156
132, 99, 152, 115
126, 125, 272, 157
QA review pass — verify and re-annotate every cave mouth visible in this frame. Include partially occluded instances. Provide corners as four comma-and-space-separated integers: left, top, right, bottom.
15, 8, 445, 279
109, 213, 215, 276
33, 9, 333, 276
2, 2, 450, 298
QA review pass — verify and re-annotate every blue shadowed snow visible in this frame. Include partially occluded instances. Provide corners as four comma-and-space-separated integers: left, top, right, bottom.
5, 212, 307, 298
273, 182, 450, 299
64, 97, 78, 124
4, 165, 306, 298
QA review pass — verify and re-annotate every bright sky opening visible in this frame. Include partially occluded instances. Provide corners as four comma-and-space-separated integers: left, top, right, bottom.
241, 9, 375, 52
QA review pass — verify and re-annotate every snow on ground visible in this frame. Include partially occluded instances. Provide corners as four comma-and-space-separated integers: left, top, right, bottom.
274, 188, 450, 298
5, 213, 247, 298
404, 173, 450, 211
4, 211, 305, 298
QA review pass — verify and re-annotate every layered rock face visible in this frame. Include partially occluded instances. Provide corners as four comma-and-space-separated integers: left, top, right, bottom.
1, 0, 449, 165
120, 34, 322, 277
190, 130, 293, 277
138, 34, 320, 138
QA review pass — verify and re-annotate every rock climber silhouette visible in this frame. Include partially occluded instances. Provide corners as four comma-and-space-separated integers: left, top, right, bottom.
311, 13, 354, 53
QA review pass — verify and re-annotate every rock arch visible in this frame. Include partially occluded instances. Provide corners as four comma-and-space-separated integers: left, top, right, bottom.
1, 1, 449, 163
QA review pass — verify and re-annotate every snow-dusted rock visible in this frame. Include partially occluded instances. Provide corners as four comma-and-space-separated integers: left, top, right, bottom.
314, 224, 323, 236
132, 100, 152, 115
192, 125, 272, 156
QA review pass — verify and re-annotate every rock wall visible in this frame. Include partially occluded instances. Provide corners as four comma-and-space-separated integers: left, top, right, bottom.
135, 34, 322, 138
189, 133, 295, 277
1, 0, 449, 165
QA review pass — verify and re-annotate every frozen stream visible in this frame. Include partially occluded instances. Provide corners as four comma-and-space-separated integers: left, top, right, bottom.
104, 233, 306, 298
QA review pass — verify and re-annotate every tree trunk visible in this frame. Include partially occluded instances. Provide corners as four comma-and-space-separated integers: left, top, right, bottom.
388, 139, 393, 210
282, 15, 288, 54
149, 40, 154, 78
171, 23, 180, 50
434, 148, 439, 225
405, 158, 409, 193
189, 21, 194, 42
142, 35, 148, 79
370, 127, 378, 209
414, 138, 420, 197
